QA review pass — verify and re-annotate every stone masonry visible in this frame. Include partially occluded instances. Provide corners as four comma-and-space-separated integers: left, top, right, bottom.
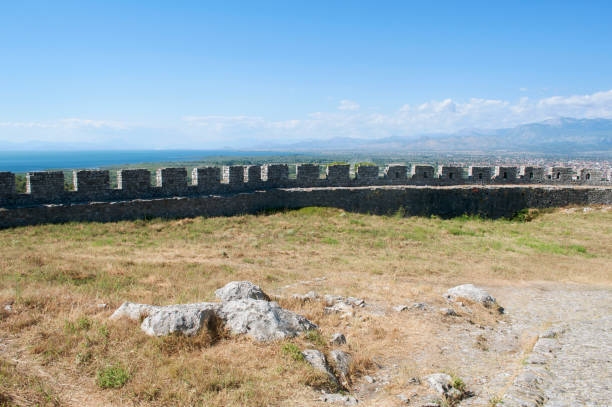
0, 162, 610, 228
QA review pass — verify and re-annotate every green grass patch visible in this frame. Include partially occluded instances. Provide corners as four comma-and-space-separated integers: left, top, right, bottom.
281, 343, 305, 362
96, 364, 130, 389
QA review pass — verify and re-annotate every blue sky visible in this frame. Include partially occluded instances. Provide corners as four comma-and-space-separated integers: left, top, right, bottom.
1, 1, 612, 148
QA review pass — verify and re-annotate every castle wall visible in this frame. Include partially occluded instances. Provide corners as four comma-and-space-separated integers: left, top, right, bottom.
1, 185, 610, 229
0, 163, 610, 219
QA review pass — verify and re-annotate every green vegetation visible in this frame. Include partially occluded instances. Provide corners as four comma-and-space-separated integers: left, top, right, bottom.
96, 364, 130, 389
281, 343, 305, 362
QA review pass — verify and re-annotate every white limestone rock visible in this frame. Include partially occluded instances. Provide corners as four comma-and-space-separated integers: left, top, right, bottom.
216, 299, 317, 341
215, 281, 270, 302
302, 349, 339, 387
140, 307, 218, 337
444, 284, 496, 308
111, 297, 315, 341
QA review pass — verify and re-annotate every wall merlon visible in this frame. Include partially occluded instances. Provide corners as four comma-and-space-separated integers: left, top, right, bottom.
192, 167, 221, 188
494, 166, 518, 182
356, 164, 379, 182
579, 168, 604, 183
118, 169, 151, 192
261, 164, 289, 185
438, 166, 465, 182
72, 170, 110, 192
384, 165, 408, 181
244, 165, 262, 183
0, 172, 16, 195
519, 166, 545, 182
548, 167, 574, 182
468, 166, 492, 182
223, 166, 244, 185
326, 164, 350, 185
26, 171, 65, 196
156, 167, 187, 192
296, 164, 320, 184
411, 165, 435, 182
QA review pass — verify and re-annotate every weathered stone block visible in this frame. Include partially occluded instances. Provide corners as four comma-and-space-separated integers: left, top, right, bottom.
26, 171, 65, 196
261, 164, 289, 183
72, 170, 110, 192
156, 168, 187, 192
493, 166, 518, 182
0, 172, 16, 195
326, 164, 350, 185
411, 165, 435, 181
356, 165, 379, 181
384, 165, 408, 181
192, 167, 220, 188
223, 166, 244, 185
244, 165, 262, 183
296, 164, 320, 184
118, 169, 151, 192
468, 166, 492, 182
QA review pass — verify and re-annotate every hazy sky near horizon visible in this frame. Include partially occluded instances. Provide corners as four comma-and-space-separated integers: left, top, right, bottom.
1, 1, 612, 148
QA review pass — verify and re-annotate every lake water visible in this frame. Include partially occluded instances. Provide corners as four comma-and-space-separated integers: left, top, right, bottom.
0, 150, 281, 172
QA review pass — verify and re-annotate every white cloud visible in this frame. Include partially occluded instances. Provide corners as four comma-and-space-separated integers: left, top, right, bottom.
3, 89, 612, 148
338, 99, 360, 111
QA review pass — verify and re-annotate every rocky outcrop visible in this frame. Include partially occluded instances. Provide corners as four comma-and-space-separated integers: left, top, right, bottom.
215, 299, 316, 342
111, 282, 315, 341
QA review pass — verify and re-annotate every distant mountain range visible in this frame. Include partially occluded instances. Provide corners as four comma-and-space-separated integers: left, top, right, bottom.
2, 117, 612, 155
271, 117, 612, 154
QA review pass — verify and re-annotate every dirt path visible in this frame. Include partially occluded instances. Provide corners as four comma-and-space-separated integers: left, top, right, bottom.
345, 282, 611, 407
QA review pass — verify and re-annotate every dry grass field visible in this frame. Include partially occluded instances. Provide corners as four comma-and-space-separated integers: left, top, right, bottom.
1, 206, 611, 406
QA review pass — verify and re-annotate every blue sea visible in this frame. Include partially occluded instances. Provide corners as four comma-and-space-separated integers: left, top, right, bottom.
0, 150, 283, 173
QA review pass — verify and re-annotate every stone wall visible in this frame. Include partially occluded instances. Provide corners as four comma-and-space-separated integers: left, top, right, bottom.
1, 185, 610, 229
0, 162, 610, 226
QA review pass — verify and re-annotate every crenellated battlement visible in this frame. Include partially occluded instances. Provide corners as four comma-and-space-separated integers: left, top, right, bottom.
0, 163, 610, 208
